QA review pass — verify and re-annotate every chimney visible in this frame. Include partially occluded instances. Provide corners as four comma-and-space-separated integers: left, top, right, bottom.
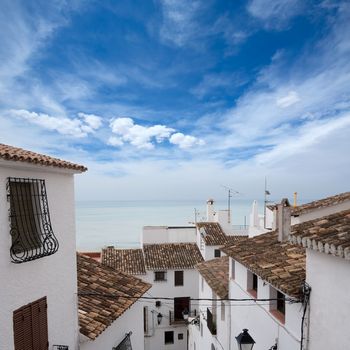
206, 198, 215, 221
277, 198, 291, 242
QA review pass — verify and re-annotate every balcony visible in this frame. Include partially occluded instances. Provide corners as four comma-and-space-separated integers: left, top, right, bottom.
207, 308, 217, 335
169, 310, 197, 325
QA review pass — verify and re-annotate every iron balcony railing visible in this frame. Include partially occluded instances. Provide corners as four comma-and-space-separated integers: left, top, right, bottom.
169, 310, 197, 325
207, 308, 217, 335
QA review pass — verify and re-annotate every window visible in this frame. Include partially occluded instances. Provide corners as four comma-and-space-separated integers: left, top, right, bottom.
231, 259, 235, 279
201, 276, 204, 292
194, 342, 196, 350
143, 306, 148, 333
154, 271, 166, 281
174, 271, 184, 286
277, 291, 285, 315
200, 322, 203, 337
211, 344, 216, 350
164, 331, 174, 344
270, 287, 285, 324
7, 178, 58, 263
174, 297, 190, 321
247, 271, 258, 298
214, 249, 221, 258
13, 297, 48, 350
178, 333, 184, 340
221, 301, 225, 321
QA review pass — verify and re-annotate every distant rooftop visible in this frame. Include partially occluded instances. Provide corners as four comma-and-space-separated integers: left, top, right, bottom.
77, 254, 151, 340
143, 242, 204, 270
102, 248, 146, 275
0, 143, 87, 172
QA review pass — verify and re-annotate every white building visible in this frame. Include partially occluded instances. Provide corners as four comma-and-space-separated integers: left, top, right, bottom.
289, 208, 350, 350
0, 143, 86, 349
77, 253, 151, 350
102, 241, 204, 350
189, 256, 230, 350
222, 200, 306, 350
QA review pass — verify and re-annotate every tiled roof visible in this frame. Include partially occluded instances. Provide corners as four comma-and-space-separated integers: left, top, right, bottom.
0, 143, 87, 172
196, 257, 229, 299
143, 243, 204, 270
222, 231, 305, 298
291, 192, 350, 215
101, 247, 146, 275
225, 235, 248, 244
77, 254, 151, 340
289, 209, 350, 260
196, 222, 229, 245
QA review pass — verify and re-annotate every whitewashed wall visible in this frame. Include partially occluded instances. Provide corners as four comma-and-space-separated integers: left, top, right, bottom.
80, 301, 144, 350
142, 269, 199, 350
229, 258, 302, 350
306, 250, 350, 350
142, 226, 196, 245
189, 275, 230, 350
0, 162, 79, 349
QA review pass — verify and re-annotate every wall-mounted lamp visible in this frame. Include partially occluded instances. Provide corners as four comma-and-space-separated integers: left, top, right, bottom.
235, 329, 255, 350
157, 313, 163, 325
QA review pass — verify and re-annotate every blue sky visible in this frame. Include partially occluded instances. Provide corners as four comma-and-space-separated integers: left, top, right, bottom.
1, 0, 349, 201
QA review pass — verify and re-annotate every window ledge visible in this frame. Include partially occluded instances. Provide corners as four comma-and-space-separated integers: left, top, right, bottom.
270, 309, 285, 324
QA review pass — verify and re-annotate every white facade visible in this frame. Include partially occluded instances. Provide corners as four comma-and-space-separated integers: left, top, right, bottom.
189, 275, 230, 350
0, 160, 80, 349
80, 301, 145, 350
306, 250, 350, 350
143, 269, 199, 350
142, 226, 196, 245
229, 259, 302, 350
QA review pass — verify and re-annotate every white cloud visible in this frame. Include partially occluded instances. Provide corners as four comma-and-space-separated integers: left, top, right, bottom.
109, 117, 205, 150
8, 109, 102, 138
159, 0, 202, 46
169, 133, 205, 149
247, 0, 303, 29
110, 117, 175, 149
276, 91, 300, 108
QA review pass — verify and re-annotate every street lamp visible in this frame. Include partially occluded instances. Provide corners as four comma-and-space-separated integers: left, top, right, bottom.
157, 313, 163, 325
235, 329, 255, 350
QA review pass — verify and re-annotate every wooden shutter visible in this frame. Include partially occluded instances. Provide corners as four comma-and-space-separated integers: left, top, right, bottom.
13, 297, 48, 350
174, 271, 184, 286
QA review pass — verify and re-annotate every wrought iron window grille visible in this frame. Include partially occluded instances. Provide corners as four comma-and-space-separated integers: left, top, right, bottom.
7, 177, 59, 263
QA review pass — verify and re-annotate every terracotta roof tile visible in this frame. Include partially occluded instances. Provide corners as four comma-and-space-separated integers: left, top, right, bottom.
291, 192, 350, 215
0, 143, 87, 172
196, 257, 229, 299
196, 222, 228, 245
222, 232, 305, 298
143, 243, 204, 270
101, 247, 146, 274
289, 209, 350, 260
77, 254, 151, 340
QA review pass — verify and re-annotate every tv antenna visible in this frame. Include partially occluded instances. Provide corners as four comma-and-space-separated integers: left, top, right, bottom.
221, 185, 241, 223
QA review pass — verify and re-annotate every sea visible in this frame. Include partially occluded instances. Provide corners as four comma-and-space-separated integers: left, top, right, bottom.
75, 199, 258, 251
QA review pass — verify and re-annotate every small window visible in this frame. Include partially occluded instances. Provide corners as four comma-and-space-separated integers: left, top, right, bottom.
175, 271, 184, 286
154, 271, 166, 281
231, 259, 235, 279
194, 342, 196, 350
200, 322, 203, 337
178, 333, 184, 340
7, 178, 59, 263
13, 297, 48, 350
221, 301, 225, 321
214, 249, 221, 258
277, 291, 285, 315
270, 287, 285, 324
201, 276, 204, 292
165, 331, 174, 344
247, 271, 258, 298
143, 306, 148, 333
